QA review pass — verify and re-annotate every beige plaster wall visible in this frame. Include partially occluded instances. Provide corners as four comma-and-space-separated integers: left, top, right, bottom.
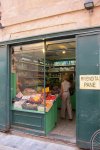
0, 0, 100, 41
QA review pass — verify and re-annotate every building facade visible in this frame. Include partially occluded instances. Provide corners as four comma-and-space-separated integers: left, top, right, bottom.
0, 1, 100, 149
0, 0, 100, 41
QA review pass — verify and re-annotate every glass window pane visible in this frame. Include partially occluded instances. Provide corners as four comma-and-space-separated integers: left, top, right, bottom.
11, 42, 46, 113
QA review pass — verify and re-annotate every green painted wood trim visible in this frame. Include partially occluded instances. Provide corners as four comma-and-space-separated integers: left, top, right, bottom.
76, 140, 90, 149
76, 32, 100, 149
11, 108, 45, 114
45, 101, 57, 135
11, 73, 16, 99
0, 27, 100, 46
11, 125, 45, 136
12, 110, 45, 131
0, 45, 10, 131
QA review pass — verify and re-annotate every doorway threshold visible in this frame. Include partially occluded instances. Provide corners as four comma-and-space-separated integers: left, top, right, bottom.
47, 133, 76, 144
47, 111, 76, 144
10, 129, 77, 148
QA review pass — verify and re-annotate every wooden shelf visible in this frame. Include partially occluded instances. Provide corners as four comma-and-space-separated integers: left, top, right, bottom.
16, 60, 44, 67
47, 70, 74, 73
17, 68, 44, 72
22, 77, 44, 79
53, 65, 75, 67
49, 77, 59, 79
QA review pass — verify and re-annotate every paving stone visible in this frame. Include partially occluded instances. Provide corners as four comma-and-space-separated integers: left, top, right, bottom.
0, 132, 80, 150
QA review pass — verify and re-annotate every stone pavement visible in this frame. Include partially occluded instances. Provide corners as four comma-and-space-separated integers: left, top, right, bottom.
0, 132, 80, 150
0, 144, 18, 150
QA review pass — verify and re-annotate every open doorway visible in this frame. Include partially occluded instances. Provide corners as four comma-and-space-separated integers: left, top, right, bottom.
45, 38, 76, 143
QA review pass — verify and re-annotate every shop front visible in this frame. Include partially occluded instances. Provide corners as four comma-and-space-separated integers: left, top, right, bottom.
0, 27, 100, 149
11, 38, 76, 138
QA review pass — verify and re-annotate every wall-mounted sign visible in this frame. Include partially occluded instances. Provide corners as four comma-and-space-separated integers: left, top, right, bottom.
80, 75, 100, 90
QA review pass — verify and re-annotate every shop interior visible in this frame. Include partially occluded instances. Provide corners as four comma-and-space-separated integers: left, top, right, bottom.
11, 38, 76, 143
46, 39, 76, 142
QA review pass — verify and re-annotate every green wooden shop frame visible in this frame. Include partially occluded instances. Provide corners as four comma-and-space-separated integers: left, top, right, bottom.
0, 26, 100, 149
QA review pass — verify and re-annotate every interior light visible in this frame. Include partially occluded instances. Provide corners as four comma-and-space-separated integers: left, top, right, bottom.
62, 50, 66, 54
43, 48, 45, 53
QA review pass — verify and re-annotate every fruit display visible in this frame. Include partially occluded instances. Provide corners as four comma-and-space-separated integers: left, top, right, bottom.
22, 101, 38, 110
46, 94, 56, 101
29, 94, 43, 104
23, 88, 37, 95
38, 105, 44, 112
13, 89, 57, 112
45, 101, 53, 112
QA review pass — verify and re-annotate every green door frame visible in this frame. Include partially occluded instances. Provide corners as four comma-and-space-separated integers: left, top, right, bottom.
0, 26, 100, 148
0, 45, 10, 131
76, 32, 100, 149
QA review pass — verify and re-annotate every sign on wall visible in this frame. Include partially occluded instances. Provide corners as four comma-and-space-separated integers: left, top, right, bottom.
80, 75, 100, 90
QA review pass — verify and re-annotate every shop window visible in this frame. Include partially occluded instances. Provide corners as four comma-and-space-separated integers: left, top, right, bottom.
11, 38, 76, 139
11, 42, 48, 113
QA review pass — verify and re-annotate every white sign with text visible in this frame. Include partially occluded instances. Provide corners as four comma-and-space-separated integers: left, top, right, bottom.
80, 75, 100, 90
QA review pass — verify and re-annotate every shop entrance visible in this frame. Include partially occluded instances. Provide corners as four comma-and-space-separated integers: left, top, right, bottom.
45, 38, 76, 143
10, 37, 76, 143
0, 28, 100, 149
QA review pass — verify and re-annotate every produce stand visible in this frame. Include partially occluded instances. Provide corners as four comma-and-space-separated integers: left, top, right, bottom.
45, 94, 76, 134
12, 100, 57, 135
45, 100, 57, 135
70, 93, 76, 110
56, 96, 62, 109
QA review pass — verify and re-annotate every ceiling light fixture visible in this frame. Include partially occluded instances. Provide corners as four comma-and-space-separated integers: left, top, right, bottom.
62, 50, 66, 54
43, 48, 45, 53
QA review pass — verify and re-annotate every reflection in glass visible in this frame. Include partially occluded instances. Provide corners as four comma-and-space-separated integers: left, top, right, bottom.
11, 43, 46, 113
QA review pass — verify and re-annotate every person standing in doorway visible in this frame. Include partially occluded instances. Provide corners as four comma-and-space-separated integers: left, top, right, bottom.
61, 74, 73, 120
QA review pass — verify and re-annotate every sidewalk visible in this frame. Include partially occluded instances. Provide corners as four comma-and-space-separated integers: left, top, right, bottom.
0, 132, 80, 150
0, 144, 19, 150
